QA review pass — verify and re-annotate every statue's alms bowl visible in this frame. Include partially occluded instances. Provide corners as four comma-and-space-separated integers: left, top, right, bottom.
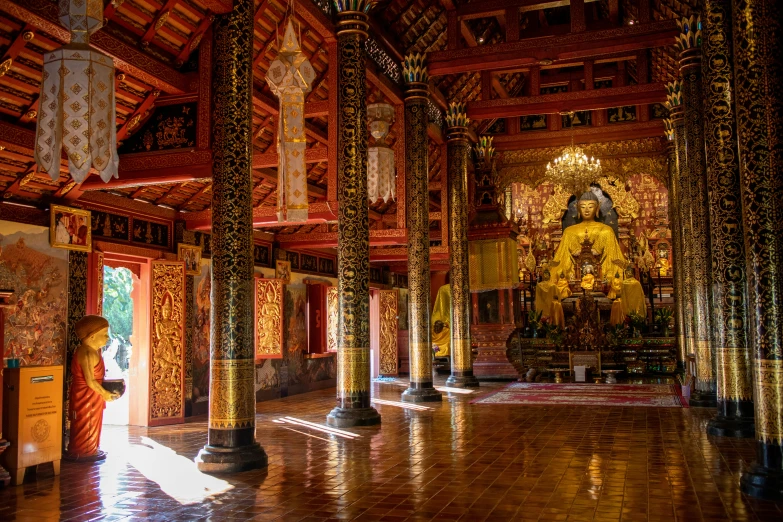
103, 379, 126, 398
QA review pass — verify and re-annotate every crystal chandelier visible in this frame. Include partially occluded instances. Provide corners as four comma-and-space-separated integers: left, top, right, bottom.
544, 112, 601, 196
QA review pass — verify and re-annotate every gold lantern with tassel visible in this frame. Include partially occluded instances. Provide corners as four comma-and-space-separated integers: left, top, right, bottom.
35, 0, 119, 184
367, 103, 395, 204
265, 20, 316, 222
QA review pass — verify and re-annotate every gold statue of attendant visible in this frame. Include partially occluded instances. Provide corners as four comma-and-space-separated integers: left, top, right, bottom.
550, 191, 627, 282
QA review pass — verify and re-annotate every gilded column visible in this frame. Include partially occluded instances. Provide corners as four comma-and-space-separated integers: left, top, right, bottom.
327, 1, 381, 427
195, 0, 267, 472
734, 0, 783, 500
663, 120, 686, 367
666, 82, 696, 375
702, 0, 755, 438
445, 103, 479, 388
401, 54, 441, 403
676, 17, 717, 407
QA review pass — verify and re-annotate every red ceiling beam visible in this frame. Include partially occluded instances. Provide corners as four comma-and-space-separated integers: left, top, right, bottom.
428, 19, 678, 75
79, 162, 212, 191
0, 0, 190, 93
467, 83, 665, 119
196, 0, 232, 15
456, 0, 600, 20
492, 120, 666, 150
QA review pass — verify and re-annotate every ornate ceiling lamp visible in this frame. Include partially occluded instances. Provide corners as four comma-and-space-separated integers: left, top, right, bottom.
367, 103, 395, 204
544, 112, 602, 196
35, 0, 119, 184
265, 19, 316, 222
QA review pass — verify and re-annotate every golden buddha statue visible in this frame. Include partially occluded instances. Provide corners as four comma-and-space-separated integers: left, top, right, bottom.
621, 267, 647, 317
580, 264, 596, 292
607, 271, 623, 300
65, 315, 119, 461
432, 284, 451, 357
550, 191, 627, 283
555, 272, 572, 301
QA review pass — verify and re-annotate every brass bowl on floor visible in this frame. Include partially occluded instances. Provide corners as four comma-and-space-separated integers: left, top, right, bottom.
103, 379, 126, 398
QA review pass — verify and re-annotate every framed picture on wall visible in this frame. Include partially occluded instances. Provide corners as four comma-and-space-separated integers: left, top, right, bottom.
50, 205, 92, 252
275, 260, 291, 284
177, 244, 202, 275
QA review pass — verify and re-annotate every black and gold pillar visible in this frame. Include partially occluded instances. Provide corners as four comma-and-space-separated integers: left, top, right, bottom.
733, 0, 783, 500
666, 82, 696, 376
63, 251, 87, 448
445, 103, 479, 388
663, 120, 686, 367
401, 54, 441, 403
195, 0, 267, 472
702, 0, 755, 438
676, 17, 717, 407
327, 2, 381, 427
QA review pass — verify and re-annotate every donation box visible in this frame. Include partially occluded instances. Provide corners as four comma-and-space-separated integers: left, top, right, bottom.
2, 365, 63, 485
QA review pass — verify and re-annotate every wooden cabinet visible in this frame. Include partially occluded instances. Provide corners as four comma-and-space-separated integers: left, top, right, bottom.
2, 366, 63, 485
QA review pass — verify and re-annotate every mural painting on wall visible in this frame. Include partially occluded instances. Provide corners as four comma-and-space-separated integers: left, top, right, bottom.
133, 219, 169, 248
192, 260, 211, 405
0, 222, 67, 366
118, 103, 197, 154
253, 244, 270, 267
300, 254, 318, 273
519, 115, 547, 131
283, 284, 335, 386
318, 257, 334, 276
626, 174, 668, 235
608, 105, 637, 123
562, 111, 591, 128
91, 211, 130, 241
286, 251, 299, 270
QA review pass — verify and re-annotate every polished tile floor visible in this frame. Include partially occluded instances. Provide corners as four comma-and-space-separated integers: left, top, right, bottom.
1, 378, 782, 522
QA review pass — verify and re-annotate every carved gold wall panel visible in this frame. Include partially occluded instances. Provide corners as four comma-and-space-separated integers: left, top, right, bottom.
149, 260, 185, 424
378, 290, 398, 376
327, 286, 338, 353
254, 278, 284, 359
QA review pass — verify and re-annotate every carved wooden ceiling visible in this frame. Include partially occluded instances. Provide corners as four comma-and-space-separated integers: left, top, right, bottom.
0, 0, 695, 242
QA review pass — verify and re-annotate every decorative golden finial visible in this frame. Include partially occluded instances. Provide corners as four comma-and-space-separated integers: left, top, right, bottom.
674, 16, 701, 52
663, 118, 674, 141
445, 102, 469, 129
665, 80, 683, 109
402, 53, 428, 85
474, 135, 495, 163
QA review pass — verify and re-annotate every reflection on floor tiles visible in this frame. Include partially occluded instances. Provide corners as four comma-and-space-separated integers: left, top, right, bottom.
1, 378, 782, 521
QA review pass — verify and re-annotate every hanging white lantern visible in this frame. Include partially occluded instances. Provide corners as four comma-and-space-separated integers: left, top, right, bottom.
35, 0, 119, 184
265, 20, 316, 222
367, 103, 395, 204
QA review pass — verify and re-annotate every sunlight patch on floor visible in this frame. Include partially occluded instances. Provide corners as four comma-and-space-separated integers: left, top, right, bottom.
372, 398, 434, 411
124, 436, 233, 505
275, 417, 361, 439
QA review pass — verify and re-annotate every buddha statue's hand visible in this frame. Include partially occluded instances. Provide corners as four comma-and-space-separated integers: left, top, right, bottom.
101, 389, 120, 402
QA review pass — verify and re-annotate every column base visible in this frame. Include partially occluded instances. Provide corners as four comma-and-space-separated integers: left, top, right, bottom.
707, 415, 755, 438
195, 443, 268, 474
326, 406, 381, 428
741, 463, 783, 501
445, 374, 480, 388
401, 385, 443, 403
689, 390, 717, 408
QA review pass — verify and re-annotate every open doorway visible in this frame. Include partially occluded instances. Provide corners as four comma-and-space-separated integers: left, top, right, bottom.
102, 265, 136, 426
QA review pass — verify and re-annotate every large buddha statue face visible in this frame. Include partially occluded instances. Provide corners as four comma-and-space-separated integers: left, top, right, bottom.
578, 199, 600, 220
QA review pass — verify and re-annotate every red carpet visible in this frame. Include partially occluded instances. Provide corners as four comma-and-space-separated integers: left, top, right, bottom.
473, 382, 687, 408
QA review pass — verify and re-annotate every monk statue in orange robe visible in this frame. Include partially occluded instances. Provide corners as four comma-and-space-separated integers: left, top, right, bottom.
65, 315, 119, 461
